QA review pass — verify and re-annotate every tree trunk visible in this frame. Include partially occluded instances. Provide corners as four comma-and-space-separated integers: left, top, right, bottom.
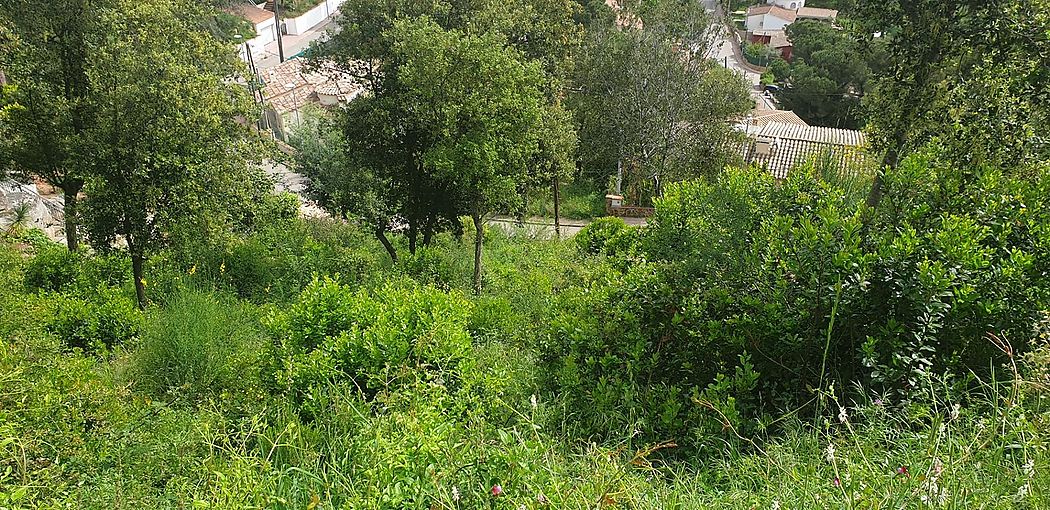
408, 221, 418, 255
865, 146, 899, 211
422, 216, 435, 247
375, 225, 398, 263
131, 250, 147, 310
62, 184, 82, 251
472, 213, 484, 296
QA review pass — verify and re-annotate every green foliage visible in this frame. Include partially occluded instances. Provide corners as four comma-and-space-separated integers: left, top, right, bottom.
571, 5, 751, 199
44, 288, 142, 354
575, 216, 627, 255
771, 20, 885, 129
266, 277, 475, 414
22, 244, 82, 292
129, 289, 264, 403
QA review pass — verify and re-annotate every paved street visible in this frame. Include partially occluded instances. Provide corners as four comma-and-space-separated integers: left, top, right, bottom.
702, 0, 777, 109
255, 17, 336, 70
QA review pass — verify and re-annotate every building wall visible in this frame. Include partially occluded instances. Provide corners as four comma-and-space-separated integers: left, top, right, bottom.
284, 0, 347, 35
746, 13, 793, 31
768, 0, 804, 9
246, 18, 276, 55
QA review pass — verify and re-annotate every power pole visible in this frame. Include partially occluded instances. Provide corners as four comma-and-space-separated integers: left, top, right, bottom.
274, 0, 285, 63
552, 175, 561, 239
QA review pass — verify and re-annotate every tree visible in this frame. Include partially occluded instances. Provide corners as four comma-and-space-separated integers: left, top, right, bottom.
0, 0, 110, 251
300, 0, 580, 261
857, 0, 1050, 208
768, 20, 884, 129
394, 18, 574, 294
571, 6, 751, 204
81, 0, 264, 308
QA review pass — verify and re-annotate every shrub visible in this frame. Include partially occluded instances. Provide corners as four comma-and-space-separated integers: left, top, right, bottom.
130, 289, 264, 403
45, 288, 142, 355
267, 277, 475, 415
576, 216, 627, 255
23, 244, 82, 292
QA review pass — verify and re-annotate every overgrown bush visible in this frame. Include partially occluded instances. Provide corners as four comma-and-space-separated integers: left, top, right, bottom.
23, 244, 82, 292
576, 216, 627, 255
545, 157, 1050, 447
266, 277, 475, 415
44, 288, 142, 355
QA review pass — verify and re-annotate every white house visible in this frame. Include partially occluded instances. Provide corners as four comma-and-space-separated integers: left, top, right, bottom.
767, 0, 805, 9
745, 5, 797, 32
230, 4, 277, 56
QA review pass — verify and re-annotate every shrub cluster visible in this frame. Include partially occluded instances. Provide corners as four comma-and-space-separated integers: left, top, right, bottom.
543, 152, 1050, 447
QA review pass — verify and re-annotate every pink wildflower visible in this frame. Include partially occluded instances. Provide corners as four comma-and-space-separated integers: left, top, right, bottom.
833, 477, 841, 487
897, 465, 909, 477
491, 484, 503, 497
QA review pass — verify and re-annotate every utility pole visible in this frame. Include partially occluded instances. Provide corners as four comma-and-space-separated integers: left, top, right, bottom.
552, 175, 561, 239
274, 0, 285, 63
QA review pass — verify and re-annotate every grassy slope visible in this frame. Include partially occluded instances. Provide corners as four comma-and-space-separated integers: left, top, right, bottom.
0, 227, 1048, 508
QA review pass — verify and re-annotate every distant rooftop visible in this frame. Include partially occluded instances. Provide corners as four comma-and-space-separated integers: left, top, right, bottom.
747, 5, 798, 22
797, 7, 839, 20
228, 4, 274, 25
742, 121, 868, 180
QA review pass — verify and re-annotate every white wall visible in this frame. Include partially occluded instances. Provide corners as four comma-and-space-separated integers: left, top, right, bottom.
284, 0, 347, 35
747, 13, 793, 31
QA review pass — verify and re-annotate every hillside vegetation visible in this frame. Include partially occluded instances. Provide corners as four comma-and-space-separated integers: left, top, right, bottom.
2, 152, 1049, 508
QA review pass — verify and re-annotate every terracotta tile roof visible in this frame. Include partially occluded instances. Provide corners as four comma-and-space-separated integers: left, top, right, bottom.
746, 5, 797, 22
228, 4, 275, 25
797, 7, 838, 20
261, 58, 363, 113
751, 109, 808, 126
742, 121, 869, 180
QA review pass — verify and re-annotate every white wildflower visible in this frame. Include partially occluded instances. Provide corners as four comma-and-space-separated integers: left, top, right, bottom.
1023, 458, 1035, 478
771, 500, 781, 510
838, 406, 848, 424
1017, 483, 1030, 498
451, 486, 460, 502
950, 403, 961, 421
531, 393, 538, 409
825, 442, 836, 463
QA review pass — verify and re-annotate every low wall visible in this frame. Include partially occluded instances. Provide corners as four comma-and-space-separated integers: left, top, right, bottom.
284, 0, 347, 35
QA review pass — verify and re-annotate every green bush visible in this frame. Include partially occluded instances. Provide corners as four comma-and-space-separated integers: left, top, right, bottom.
267, 277, 475, 414
576, 216, 627, 255
44, 288, 142, 354
130, 289, 264, 403
23, 244, 82, 292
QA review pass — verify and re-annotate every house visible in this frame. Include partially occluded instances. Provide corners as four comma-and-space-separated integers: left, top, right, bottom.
745, 5, 797, 32
796, 7, 839, 22
749, 29, 793, 60
767, 0, 805, 9
230, 4, 277, 56
741, 121, 869, 180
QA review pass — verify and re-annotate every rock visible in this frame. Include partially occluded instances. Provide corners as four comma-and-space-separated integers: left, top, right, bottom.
0, 178, 65, 241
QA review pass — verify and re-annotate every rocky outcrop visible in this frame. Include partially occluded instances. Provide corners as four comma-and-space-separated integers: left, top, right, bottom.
0, 178, 65, 241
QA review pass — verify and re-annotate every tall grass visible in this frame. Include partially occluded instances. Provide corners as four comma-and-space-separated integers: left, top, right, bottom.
128, 289, 264, 404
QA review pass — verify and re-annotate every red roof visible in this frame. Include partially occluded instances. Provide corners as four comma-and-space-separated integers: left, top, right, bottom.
746, 5, 798, 22
229, 4, 275, 25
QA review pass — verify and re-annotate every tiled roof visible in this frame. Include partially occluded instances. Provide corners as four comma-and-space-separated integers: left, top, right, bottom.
768, 31, 791, 48
228, 4, 275, 25
261, 58, 363, 113
797, 7, 838, 20
742, 121, 869, 180
746, 5, 797, 22
751, 109, 808, 126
